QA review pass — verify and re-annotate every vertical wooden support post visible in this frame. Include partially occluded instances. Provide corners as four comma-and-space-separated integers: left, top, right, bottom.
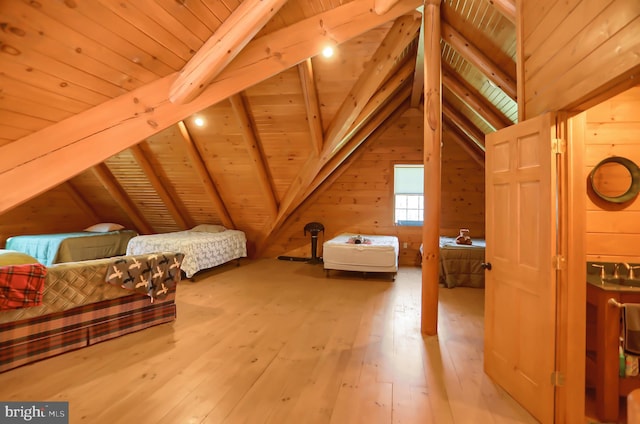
422, 0, 442, 335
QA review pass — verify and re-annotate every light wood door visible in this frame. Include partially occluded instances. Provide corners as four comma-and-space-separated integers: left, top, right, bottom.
484, 113, 558, 423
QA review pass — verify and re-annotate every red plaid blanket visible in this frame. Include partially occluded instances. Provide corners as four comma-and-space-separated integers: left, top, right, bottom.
0, 264, 47, 310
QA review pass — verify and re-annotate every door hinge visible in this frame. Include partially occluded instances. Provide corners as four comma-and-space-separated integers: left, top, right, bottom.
552, 255, 566, 270
551, 371, 565, 386
552, 138, 565, 154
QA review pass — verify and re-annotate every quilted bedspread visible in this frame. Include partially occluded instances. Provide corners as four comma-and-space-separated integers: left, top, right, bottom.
126, 230, 247, 278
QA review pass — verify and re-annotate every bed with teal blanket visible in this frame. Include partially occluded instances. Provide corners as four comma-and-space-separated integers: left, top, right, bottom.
5, 230, 138, 266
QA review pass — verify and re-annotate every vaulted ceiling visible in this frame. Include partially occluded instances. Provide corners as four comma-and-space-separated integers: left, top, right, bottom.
0, 0, 516, 251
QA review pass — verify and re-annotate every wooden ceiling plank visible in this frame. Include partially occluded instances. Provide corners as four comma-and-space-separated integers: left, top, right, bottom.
307, 89, 412, 201
342, 62, 414, 147
130, 142, 192, 230
228, 93, 279, 219
91, 163, 154, 234
0, 75, 91, 114
64, 181, 102, 224
5, 1, 156, 85
488, 0, 516, 24
33, 0, 174, 76
169, 0, 290, 104
442, 101, 486, 151
0, 0, 423, 214
177, 121, 235, 229
322, 14, 422, 158
441, 21, 517, 100
262, 14, 421, 241
442, 64, 512, 130
297, 59, 324, 155
443, 122, 485, 167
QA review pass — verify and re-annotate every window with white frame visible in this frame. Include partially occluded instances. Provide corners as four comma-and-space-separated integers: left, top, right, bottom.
394, 164, 424, 226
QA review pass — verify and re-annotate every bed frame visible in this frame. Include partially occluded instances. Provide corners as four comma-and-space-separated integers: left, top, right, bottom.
0, 254, 181, 373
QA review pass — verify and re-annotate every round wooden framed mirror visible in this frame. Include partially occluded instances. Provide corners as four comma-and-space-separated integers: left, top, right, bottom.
589, 156, 640, 203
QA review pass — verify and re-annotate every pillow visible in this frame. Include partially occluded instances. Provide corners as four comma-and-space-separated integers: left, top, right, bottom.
190, 224, 226, 233
84, 222, 125, 232
0, 250, 40, 266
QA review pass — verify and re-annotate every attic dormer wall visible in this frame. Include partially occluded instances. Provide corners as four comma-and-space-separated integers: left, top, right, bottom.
266, 107, 485, 266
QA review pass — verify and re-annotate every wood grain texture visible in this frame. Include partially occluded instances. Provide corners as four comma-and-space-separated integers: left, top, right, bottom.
0, 259, 536, 424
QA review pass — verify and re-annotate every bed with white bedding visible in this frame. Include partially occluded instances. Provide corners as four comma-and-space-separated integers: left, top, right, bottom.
322, 233, 399, 279
126, 225, 247, 278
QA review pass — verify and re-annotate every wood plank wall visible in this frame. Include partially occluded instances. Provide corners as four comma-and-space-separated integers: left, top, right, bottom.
0, 182, 130, 247
266, 107, 486, 266
584, 86, 640, 263
521, 0, 640, 119
0, 108, 485, 263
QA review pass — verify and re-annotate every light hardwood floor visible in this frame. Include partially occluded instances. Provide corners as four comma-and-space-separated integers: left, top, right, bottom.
0, 259, 538, 423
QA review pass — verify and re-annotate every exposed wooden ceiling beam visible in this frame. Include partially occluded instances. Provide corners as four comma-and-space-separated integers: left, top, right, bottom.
0, 0, 422, 214
442, 64, 512, 130
410, 6, 425, 108
443, 122, 485, 168
266, 14, 421, 240
297, 59, 324, 155
342, 58, 415, 144
91, 163, 154, 235
130, 142, 192, 230
306, 86, 413, 201
441, 21, 517, 100
229, 93, 279, 219
260, 92, 412, 256
322, 14, 421, 158
169, 0, 289, 104
281, 98, 412, 243
177, 121, 235, 229
64, 181, 101, 225
442, 101, 486, 151
489, 0, 516, 24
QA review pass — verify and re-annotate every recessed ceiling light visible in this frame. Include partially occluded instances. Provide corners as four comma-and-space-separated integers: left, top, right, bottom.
194, 117, 205, 127
322, 46, 334, 58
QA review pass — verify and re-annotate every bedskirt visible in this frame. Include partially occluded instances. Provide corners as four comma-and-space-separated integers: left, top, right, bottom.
0, 289, 176, 373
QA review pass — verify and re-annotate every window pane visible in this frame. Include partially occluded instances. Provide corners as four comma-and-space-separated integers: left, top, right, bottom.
394, 166, 424, 226
407, 196, 420, 209
396, 195, 407, 208
407, 209, 420, 221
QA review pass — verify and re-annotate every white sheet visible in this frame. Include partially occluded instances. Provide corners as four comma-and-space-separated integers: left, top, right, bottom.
322, 233, 399, 273
126, 229, 247, 278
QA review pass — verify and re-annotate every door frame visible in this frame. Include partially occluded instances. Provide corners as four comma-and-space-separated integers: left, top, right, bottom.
555, 112, 586, 423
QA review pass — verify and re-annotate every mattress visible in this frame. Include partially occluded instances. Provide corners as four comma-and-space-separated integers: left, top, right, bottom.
126, 229, 247, 278
323, 233, 399, 273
